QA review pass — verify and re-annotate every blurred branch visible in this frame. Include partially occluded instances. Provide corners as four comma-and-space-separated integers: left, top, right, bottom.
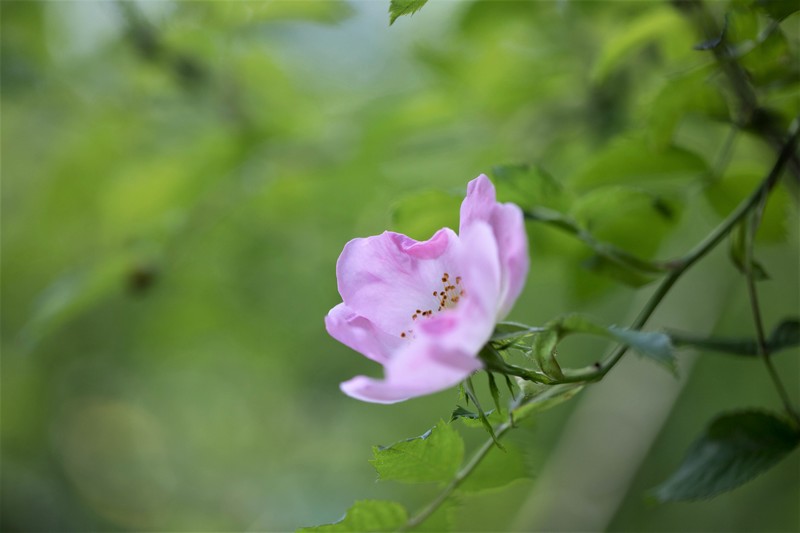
742, 170, 800, 424
672, 0, 800, 183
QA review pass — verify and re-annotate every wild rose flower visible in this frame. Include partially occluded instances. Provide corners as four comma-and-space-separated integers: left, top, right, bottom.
325, 175, 529, 403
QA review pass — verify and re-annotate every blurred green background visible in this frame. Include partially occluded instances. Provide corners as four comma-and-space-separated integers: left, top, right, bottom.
2, 1, 798, 531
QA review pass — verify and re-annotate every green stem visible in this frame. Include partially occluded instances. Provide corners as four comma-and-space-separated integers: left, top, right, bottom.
742, 190, 800, 425
546, 118, 800, 385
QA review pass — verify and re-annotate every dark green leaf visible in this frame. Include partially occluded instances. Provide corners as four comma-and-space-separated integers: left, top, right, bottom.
371, 421, 464, 484
755, 0, 800, 22
389, 0, 429, 25
769, 318, 800, 351
651, 410, 800, 502
670, 318, 800, 356
301, 500, 408, 532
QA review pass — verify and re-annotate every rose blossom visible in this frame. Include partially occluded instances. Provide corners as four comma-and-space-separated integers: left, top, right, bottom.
325, 175, 529, 403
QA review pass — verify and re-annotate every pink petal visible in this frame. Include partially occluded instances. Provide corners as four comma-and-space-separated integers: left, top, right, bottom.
459, 174, 529, 319
340, 343, 483, 404
325, 304, 401, 364
335, 228, 464, 335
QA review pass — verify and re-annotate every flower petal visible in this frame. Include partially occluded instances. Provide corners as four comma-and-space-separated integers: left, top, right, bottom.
340, 343, 483, 404
335, 228, 464, 335
459, 174, 529, 318
325, 303, 401, 364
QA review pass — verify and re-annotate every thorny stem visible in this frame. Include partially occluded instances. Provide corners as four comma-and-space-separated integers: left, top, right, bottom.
743, 189, 800, 425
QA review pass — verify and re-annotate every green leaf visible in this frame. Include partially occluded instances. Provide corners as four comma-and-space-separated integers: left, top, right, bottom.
608, 326, 677, 374
301, 500, 408, 532
389, 0, 429, 25
391, 189, 461, 241
570, 186, 684, 261
490, 163, 566, 211
647, 68, 729, 148
590, 7, 687, 83
533, 314, 677, 373
670, 317, 800, 357
755, 0, 800, 20
651, 411, 800, 502
370, 421, 464, 484
570, 138, 709, 193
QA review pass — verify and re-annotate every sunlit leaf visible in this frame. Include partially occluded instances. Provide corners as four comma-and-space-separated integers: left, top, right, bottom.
591, 7, 687, 83
389, 0, 429, 25
651, 411, 800, 502
301, 500, 408, 532
371, 421, 464, 484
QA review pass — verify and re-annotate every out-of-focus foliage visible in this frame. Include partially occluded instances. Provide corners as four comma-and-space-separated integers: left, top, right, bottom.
2, 0, 798, 531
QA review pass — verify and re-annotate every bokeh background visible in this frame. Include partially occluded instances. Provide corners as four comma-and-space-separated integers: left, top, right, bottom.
2, 1, 798, 531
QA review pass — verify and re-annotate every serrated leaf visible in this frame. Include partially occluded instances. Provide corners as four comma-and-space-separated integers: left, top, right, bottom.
371, 421, 464, 484
608, 326, 677, 374
392, 189, 461, 241
301, 500, 408, 532
651, 411, 800, 502
389, 0, 428, 25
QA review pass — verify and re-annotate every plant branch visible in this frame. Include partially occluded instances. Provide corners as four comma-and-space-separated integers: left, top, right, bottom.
742, 188, 800, 425
674, 0, 800, 182
548, 118, 799, 384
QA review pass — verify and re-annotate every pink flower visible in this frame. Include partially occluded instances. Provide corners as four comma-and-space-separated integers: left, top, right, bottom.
325, 175, 529, 403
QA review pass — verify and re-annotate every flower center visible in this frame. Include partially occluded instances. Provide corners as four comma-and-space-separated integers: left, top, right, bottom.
399, 272, 465, 339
